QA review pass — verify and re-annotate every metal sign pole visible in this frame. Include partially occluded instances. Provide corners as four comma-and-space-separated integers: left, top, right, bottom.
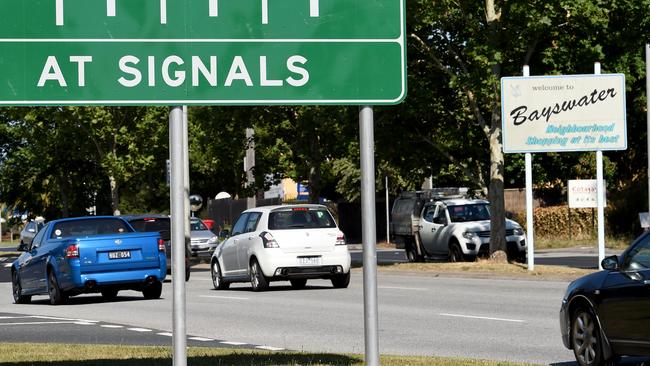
523, 65, 535, 271
646, 44, 650, 225
359, 105, 379, 366
170, 106, 187, 366
385, 176, 390, 245
594, 62, 605, 269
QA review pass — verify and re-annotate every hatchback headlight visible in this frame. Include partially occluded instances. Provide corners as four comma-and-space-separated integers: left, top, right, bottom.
462, 231, 477, 240
513, 227, 524, 236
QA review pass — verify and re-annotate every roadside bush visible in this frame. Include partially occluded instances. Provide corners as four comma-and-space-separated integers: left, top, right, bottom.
513, 206, 596, 240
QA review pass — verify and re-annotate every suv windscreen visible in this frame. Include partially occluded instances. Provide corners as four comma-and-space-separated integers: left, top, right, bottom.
269, 208, 336, 230
448, 204, 490, 223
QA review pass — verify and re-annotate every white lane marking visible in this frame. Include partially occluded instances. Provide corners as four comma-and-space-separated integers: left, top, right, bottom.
256, 346, 285, 351
100, 324, 124, 329
439, 313, 526, 323
379, 286, 427, 291
220, 341, 247, 346
32, 316, 98, 323
4, 264, 12, 268
189, 337, 214, 342
2, 321, 80, 326
200, 295, 249, 301
128, 327, 153, 332
74, 322, 95, 325
0, 316, 28, 319
157, 332, 173, 337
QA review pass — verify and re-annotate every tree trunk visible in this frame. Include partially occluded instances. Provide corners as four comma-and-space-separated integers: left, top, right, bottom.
109, 175, 120, 216
55, 173, 70, 218
308, 129, 321, 204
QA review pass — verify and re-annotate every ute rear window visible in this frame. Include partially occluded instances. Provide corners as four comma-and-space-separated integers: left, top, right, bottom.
269, 209, 336, 230
51, 218, 133, 239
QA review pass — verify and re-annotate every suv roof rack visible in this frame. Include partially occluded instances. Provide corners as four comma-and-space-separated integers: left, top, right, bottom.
398, 187, 469, 201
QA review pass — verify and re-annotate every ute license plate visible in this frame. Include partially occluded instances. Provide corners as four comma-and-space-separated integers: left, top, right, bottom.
108, 250, 131, 260
298, 256, 321, 266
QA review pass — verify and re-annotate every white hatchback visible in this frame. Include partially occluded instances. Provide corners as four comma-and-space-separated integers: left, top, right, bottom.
210, 204, 351, 291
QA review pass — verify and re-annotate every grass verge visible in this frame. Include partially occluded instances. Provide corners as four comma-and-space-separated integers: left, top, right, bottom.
534, 236, 631, 250
378, 261, 595, 281
0, 343, 540, 366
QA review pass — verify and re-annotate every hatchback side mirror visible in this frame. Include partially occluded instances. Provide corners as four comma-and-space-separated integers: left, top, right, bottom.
601, 255, 619, 271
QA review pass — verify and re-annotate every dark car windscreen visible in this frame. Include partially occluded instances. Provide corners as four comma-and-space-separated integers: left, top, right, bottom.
51, 218, 133, 239
269, 209, 336, 230
448, 204, 491, 223
129, 218, 170, 233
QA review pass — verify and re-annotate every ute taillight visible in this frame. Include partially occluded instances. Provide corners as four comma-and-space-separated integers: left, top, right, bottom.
65, 244, 79, 259
158, 238, 166, 252
335, 232, 346, 246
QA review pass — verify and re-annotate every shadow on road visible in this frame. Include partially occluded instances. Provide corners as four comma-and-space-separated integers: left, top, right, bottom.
551, 357, 650, 366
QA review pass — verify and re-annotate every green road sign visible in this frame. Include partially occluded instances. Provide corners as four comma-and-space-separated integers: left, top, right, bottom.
0, 0, 406, 105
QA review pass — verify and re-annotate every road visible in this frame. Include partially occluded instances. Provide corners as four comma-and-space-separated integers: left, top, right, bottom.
1, 264, 576, 365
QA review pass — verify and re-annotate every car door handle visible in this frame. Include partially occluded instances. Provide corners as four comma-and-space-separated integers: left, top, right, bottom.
248, 236, 254, 241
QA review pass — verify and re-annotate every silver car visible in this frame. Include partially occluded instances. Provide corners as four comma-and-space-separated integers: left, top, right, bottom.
18, 220, 45, 250
190, 218, 219, 257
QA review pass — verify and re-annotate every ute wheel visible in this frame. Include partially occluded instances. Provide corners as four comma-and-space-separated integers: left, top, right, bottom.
48, 270, 67, 305
448, 242, 464, 263
143, 281, 162, 299
211, 260, 230, 290
12, 271, 31, 304
331, 272, 351, 288
101, 289, 119, 301
571, 307, 605, 366
290, 279, 307, 289
405, 240, 424, 263
250, 259, 269, 292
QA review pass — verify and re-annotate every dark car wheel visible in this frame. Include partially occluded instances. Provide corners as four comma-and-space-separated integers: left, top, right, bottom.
12, 271, 31, 304
185, 267, 191, 282
331, 272, 351, 288
448, 242, 464, 263
101, 289, 119, 301
290, 279, 307, 289
48, 270, 67, 305
572, 307, 604, 366
211, 260, 230, 290
142, 281, 163, 299
250, 259, 269, 292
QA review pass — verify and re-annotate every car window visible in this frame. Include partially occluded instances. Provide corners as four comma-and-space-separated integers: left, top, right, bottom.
269, 208, 336, 230
422, 205, 435, 222
448, 204, 490, 223
51, 218, 132, 239
433, 206, 447, 225
30, 223, 49, 249
190, 219, 208, 231
245, 212, 262, 232
625, 236, 650, 270
231, 213, 249, 236
129, 218, 170, 232
26, 222, 35, 232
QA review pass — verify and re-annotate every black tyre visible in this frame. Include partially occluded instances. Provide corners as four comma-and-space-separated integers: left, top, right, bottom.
571, 307, 604, 366
143, 281, 162, 299
185, 266, 191, 282
211, 260, 230, 290
405, 240, 424, 263
290, 279, 307, 289
12, 271, 31, 304
250, 259, 269, 292
101, 289, 119, 301
448, 242, 464, 263
331, 272, 351, 288
48, 270, 67, 305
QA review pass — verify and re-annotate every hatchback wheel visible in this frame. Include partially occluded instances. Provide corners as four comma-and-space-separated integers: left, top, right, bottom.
12, 271, 31, 304
48, 271, 67, 305
211, 260, 229, 290
331, 271, 350, 288
250, 259, 269, 292
572, 307, 603, 366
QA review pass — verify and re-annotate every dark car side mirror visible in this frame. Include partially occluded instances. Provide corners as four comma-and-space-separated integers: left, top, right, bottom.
16, 242, 28, 252
601, 255, 619, 271
219, 229, 230, 239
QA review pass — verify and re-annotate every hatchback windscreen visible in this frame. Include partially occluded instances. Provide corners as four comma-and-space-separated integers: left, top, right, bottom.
448, 204, 491, 222
129, 218, 170, 232
269, 209, 336, 229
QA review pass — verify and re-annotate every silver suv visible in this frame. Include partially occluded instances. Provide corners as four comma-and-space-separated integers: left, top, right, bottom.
18, 220, 45, 250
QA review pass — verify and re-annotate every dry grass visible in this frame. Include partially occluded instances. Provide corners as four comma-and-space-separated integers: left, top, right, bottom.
378, 260, 596, 281
0, 343, 541, 366
534, 236, 631, 250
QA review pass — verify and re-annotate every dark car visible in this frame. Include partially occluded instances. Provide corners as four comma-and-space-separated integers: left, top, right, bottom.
121, 214, 191, 281
560, 232, 650, 366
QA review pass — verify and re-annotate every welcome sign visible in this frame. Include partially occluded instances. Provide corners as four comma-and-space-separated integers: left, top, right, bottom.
501, 74, 627, 153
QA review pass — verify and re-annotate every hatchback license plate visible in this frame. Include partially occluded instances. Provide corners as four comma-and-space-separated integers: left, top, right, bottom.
298, 256, 321, 265
108, 250, 131, 260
